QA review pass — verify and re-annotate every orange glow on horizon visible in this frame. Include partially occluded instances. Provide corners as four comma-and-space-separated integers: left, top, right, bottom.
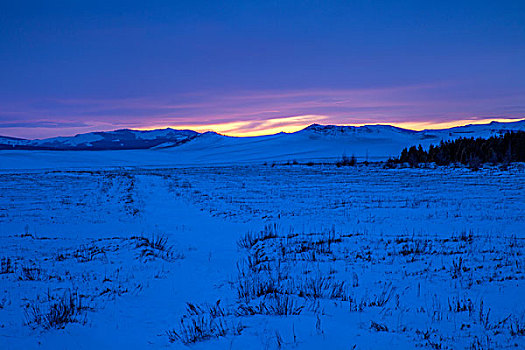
137, 117, 524, 137
139, 115, 331, 137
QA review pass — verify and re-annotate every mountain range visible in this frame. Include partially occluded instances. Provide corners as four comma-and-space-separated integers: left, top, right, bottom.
0, 120, 524, 169
2, 120, 524, 151
0, 128, 199, 150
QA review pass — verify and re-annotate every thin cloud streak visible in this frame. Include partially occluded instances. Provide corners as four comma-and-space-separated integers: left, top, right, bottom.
1, 84, 524, 138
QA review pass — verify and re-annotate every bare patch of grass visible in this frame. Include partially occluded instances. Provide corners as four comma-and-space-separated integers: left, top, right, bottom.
370, 321, 389, 332
24, 289, 89, 329
237, 224, 279, 250
510, 316, 525, 336
166, 312, 244, 344
0, 257, 14, 274
19, 264, 43, 281
74, 244, 106, 263
131, 234, 183, 262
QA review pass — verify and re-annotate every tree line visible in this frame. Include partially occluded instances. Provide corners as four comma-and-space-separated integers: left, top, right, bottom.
388, 131, 525, 168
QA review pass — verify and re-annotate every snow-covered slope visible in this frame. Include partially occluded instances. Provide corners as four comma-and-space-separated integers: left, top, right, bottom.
165, 120, 525, 164
0, 120, 523, 170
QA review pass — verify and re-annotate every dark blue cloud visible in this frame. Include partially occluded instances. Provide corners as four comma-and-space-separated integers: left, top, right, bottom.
0, 1, 524, 137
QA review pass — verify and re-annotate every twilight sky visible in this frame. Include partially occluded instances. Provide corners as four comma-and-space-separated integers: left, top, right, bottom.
1, 0, 524, 139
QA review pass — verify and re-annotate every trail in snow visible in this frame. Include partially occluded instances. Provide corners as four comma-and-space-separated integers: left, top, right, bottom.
0, 164, 524, 349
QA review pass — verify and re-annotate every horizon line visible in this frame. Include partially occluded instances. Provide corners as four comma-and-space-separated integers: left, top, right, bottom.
1, 117, 524, 140
114, 117, 525, 137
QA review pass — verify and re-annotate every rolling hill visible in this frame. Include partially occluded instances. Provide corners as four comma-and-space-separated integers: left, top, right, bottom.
0, 120, 524, 170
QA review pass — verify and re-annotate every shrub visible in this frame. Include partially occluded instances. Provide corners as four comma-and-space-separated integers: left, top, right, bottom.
336, 154, 357, 167
510, 317, 525, 336
132, 234, 183, 261
74, 244, 106, 262
25, 290, 87, 329
370, 321, 389, 332
19, 264, 43, 281
237, 224, 279, 250
166, 314, 244, 344
0, 257, 14, 274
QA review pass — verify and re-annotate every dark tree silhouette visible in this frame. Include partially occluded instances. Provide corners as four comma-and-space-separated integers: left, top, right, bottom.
389, 131, 525, 167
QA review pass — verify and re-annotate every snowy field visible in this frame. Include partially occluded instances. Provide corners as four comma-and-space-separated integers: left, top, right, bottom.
0, 164, 524, 349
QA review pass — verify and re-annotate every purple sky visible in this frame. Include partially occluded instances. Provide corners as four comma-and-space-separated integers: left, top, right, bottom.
1, 1, 524, 139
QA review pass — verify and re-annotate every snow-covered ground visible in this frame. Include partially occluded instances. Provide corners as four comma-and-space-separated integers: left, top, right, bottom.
1, 120, 524, 169
1, 163, 524, 349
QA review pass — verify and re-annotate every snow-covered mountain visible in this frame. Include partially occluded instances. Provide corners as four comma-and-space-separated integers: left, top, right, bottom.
0, 120, 523, 169
2, 120, 523, 152
303, 120, 525, 139
163, 120, 525, 163
0, 128, 198, 150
